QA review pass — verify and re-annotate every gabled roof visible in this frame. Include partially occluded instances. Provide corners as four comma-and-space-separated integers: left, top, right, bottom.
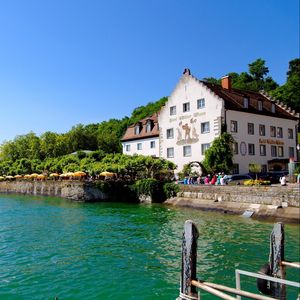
200, 80, 299, 120
121, 113, 159, 142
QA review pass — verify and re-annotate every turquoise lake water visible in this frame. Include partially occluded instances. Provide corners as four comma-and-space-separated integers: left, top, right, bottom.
0, 194, 299, 300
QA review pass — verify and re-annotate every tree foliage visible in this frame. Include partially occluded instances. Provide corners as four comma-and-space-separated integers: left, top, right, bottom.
202, 133, 234, 174
204, 58, 298, 111
270, 58, 300, 112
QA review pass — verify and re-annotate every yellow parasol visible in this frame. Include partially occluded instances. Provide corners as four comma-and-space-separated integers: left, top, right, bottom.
5, 175, 14, 179
30, 173, 39, 178
60, 172, 74, 177
24, 174, 31, 179
49, 173, 60, 177
37, 174, 46, 179
14, 175, 23, 179
74, 171, 87, 177
100, 171, 115, 177
66, 172, 74, 177
0, 176, 5, 180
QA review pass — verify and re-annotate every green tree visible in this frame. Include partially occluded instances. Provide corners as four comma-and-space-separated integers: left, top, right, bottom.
129, 97, 167, 124
97, 119, 126, 153
202, 133, 234, 174
270, 58, 300, 112
204, 58, 278, 92
249, 163, 262, 179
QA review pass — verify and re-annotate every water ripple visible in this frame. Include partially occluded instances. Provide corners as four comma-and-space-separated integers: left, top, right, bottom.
0, 195, 299, 299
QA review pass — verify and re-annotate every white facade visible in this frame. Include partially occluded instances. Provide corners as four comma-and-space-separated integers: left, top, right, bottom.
227, 111, 297, 174
158, 74, 224, 171
122, 70, 299, 174
122, 137, 159, 157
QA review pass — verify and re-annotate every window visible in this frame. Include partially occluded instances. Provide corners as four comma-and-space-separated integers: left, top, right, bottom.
125, 145, 131, 152
271, 103, 275, 113
183, 145, 192, 157
166, 128, 174, 139
167, 147, 174, 158
260, 144, 266, 156
258, 100, 263, 111
270, 126, 276, 137
232, 164, 239, 175
271, 145, 277, 157
259, 124, 265, 136
248, 143, 255, 155
289, 147, 295, 159
137, 143, 142, 150
233, 142, 238, 154
278, 146, 284, 157
201, 122, 210, 134
134, 124, 141, 135
170, 106, 176, 116
261, 164, 267, 173
230, 120, 238, 133
277, 127, 283, 138
201, 143, 210, 155
243, 97, 249, 108
248, 123, 254, 135
288, 128, 293, 139
150, 141, 155, 149
146, 120, 153, 133
183, 102, 190, 112
197, 98, 205, 109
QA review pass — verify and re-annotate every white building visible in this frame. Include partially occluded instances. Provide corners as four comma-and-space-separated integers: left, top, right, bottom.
122, 69, 299, 174
121, 114, 160, 157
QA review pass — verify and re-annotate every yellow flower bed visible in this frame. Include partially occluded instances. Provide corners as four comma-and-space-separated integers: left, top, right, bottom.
244, 179, 271, 186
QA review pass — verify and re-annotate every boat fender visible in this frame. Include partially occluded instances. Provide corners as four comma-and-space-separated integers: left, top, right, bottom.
257, 263, 272, 295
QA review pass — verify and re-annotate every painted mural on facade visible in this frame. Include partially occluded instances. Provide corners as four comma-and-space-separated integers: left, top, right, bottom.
176, 118, 199, 145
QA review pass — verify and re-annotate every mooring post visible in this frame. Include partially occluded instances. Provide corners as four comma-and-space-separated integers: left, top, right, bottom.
269, 222, 286, 299
177, 220, 199, 300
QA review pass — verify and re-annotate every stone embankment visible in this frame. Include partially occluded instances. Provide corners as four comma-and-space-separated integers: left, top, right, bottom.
0, 180, 107, 202
165, 184, 300, 222
1, 181, 299, 222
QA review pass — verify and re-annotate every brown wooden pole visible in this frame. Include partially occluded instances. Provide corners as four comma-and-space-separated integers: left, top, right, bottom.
177, 220, 199, 300
269, 222, 286, 299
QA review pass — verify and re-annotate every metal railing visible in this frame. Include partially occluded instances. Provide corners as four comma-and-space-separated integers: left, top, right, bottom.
176, 221, 300, 300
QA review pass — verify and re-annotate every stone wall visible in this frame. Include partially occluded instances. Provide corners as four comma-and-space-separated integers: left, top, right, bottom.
177, 184, 300, 207
0, 180, 108, 202
165, 184, 300, 222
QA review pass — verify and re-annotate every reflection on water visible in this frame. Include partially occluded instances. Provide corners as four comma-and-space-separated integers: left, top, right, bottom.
0, 195, 299, 299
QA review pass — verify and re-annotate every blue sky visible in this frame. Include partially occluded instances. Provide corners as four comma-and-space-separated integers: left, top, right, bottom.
0, 0, 299, 143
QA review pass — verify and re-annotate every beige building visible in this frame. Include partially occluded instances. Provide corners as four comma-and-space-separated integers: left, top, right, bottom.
122, 69, 299, 174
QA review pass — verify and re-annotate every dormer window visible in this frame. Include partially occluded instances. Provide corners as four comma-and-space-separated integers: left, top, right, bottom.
258, 100, 263, 111
271, 103, 276, 113
243, 97, 249, 108
146, 120, 153, 133
134, 124, 141, 135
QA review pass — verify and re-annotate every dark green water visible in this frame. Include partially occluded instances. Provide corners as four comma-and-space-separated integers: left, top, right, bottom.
0, 194, 299, 300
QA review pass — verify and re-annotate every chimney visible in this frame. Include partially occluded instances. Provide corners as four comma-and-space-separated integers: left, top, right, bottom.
221, 75, 231, 90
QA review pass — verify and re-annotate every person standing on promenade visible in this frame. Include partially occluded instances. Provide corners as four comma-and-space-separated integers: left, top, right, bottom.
280, 175, 287, 186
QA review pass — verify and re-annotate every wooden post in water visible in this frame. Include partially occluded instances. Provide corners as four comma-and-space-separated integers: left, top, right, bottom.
177, 220, 199, 300
269, 222, 286, 299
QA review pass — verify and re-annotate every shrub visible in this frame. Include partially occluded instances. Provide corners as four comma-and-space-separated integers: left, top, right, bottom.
163, 182, 180, 198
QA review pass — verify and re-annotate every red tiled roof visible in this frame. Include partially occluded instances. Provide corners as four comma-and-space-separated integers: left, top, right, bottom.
200, 81, 298, 120
121, 113, 159, 142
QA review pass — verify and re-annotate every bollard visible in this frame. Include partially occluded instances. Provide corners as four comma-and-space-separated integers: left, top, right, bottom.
269, 222, 286, 299
177, 220, 199, 300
